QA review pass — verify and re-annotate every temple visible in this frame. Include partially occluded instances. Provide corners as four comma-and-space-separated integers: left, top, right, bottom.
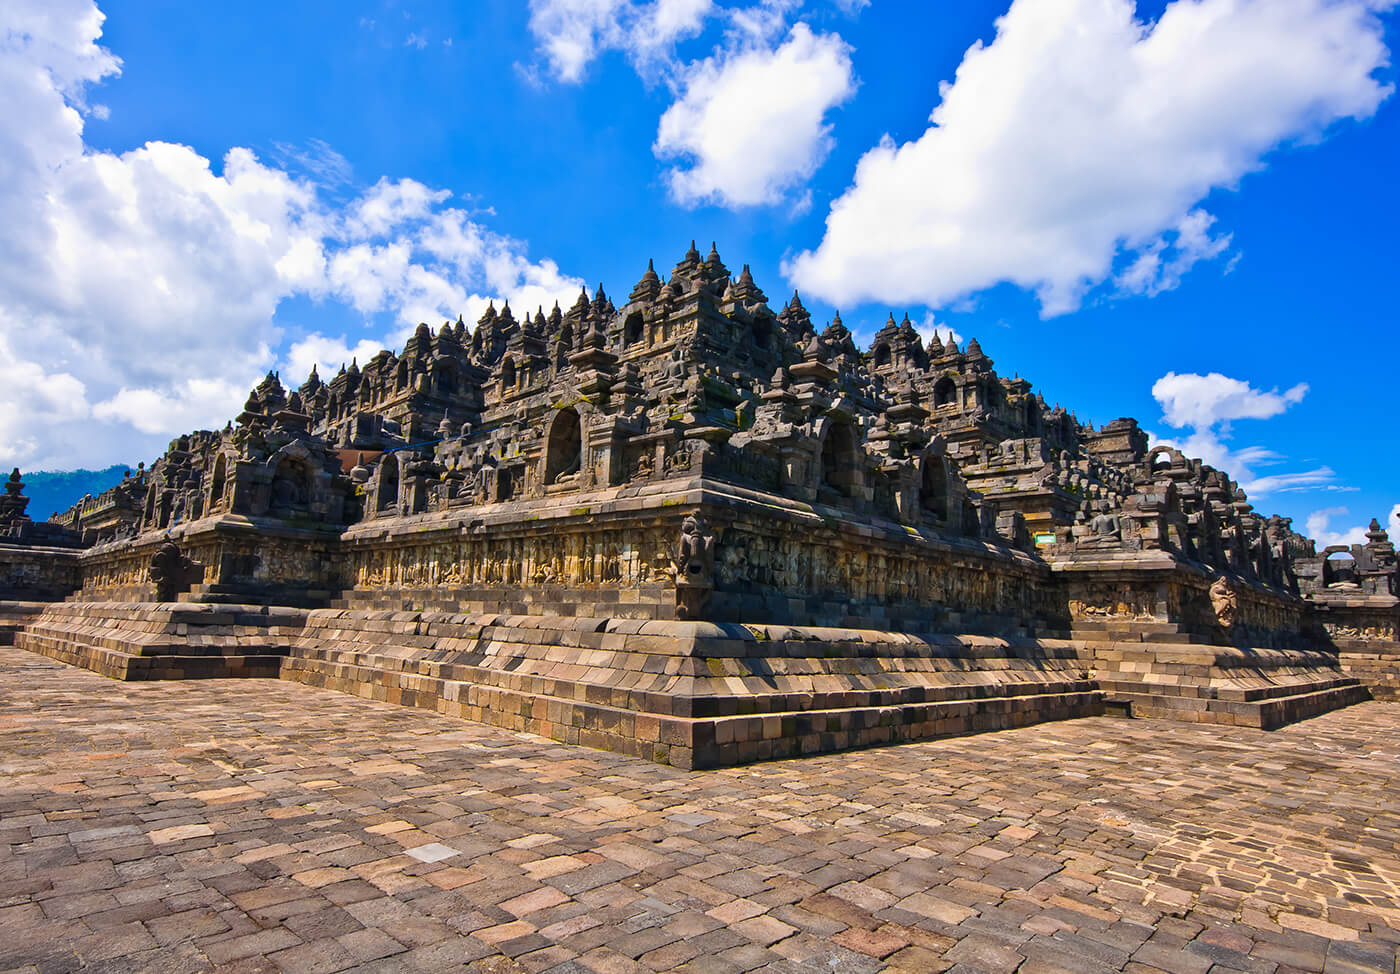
5, 244, 1397, 767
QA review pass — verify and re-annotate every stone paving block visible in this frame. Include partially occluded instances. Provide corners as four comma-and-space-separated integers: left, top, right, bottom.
2, 647, 1399, 974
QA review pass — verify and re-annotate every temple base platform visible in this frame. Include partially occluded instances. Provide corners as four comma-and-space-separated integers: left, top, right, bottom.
11, 600, 1375, 767
15, 601, 305, 681
1074, 621, 1369, 728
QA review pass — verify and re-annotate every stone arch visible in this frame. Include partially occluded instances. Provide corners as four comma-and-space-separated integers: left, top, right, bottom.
873, 344, 891, 369
269, 459, 310, 516
623, 312, 644, 347
920, 452, 949, 521
1147, 445, 1176, 471
500, 356, 517, 393
264, 443, 316, 517
208, 454, 228, 512
1322, 545, 1357, 586
376, 453, 400, 513
433, 361, 458, 396
819, 420, 861, 497
751, 316, 772, 347
545, 407, 583, 485
933, 375, 957, 408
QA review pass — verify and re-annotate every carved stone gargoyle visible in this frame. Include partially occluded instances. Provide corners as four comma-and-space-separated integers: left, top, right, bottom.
1209, 575, 1238, 633
149, 538, 204, 603
674, 515, 716, 620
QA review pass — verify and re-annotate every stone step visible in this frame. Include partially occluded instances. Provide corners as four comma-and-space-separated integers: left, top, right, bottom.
15, 600, 304, 680
1109, 682, 1370, 730
282, 644, 1103, 770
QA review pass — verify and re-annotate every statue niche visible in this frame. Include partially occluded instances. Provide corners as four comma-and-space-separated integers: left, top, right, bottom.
819, 421, 860, 498
545, 408, 583, 486
376, 455, 400, 514
268, 456, 311, 518
921, 453, 949, 521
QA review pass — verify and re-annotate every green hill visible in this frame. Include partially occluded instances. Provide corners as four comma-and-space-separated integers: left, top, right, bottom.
18, 465, 133, 521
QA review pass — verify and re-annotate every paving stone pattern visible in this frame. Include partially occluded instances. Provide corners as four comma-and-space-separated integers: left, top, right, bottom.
2, 646, 1398, 973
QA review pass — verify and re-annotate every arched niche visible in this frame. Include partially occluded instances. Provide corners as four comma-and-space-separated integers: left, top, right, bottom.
434, 363, 457, 396
500, 356, 517, 393
376, 454, 400, 513
873, 344, 891, 369
545, 408, 583, 485
933, 375, 957, 408
920, 453, 949, 521
623, 312, 644, 347
269, 454, 311, 516
820, 421, 860, 497
208, 454, 228, 512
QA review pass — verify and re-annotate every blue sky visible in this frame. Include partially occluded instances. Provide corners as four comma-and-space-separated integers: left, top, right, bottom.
1, 0, 1397, 545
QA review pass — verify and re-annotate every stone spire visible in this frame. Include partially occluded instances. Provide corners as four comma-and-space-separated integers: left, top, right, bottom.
478, 301, 497, 329
0, 468, 30, 525
629, 258, 662, 304
777, 291, 812, 336
729, 264, 766, 304
299, 364, 324, 399
702, 242, 729, 283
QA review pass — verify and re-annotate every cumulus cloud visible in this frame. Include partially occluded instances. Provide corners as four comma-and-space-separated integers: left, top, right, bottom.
1307, 503, 1400, 549
284, 334, 389, 387
0, 0, 583, 471
1306, 507, 1372, 549
526, 0, 713, 82
1148, 370, 1335, 497
787, 0, 1395, 314
1151, 371, 1308, 430
655, 21, 856, 207
915, 312, 961, 348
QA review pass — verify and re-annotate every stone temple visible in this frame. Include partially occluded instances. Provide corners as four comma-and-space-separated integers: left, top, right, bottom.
3, 243, 1397, 769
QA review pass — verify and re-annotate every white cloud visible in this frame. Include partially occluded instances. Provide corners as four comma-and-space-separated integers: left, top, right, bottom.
1307, 503, 1400, 550
1116, 209, 1232, 298
0, 0, 583, 471
1147, 370, 1333, 497
655, 22, 855, 207
786, 0, 1395, 314
526, 0, 712, 82
285, 334, 390, 385
92, 378, 251, 435
1151, 371, 1307, 430
915, 312, 961, 348
1306, 507, 1370, 549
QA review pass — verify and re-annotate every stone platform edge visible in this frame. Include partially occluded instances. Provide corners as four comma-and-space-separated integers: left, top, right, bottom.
9, 599, 1380, 768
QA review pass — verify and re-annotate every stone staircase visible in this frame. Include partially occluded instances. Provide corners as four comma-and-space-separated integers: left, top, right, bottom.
1073, 621, 1368, 728
281, 609, 1102, 769
0, 601, 48, 645
8, 598, 1373, 767
16, 601, 306, 680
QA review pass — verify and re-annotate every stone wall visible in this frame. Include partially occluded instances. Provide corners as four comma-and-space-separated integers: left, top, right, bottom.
0, 543, 82, 601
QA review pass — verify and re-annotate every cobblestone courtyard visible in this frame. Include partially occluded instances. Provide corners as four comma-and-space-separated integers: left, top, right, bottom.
2, 646, 1398, 974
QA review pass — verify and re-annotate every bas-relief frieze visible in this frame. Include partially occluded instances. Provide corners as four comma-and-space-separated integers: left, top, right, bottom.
1066, 583, 1159, 622
347, 526, 680, 591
